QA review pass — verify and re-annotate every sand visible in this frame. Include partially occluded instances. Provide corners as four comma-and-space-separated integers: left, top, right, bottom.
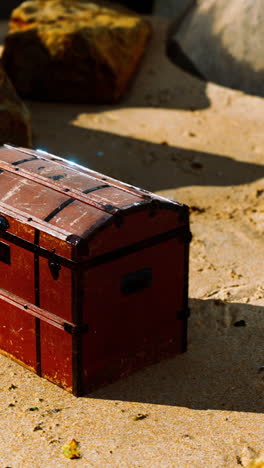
0, 16, 263, 467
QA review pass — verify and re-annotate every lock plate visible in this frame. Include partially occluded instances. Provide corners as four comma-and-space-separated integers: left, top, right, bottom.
48, 259, 61, 280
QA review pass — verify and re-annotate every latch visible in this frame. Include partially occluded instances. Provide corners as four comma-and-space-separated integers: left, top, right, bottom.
177, 229, 192, 244
0, 215, 9, 231
0, 241, 10, 264
48, 258, 61, 280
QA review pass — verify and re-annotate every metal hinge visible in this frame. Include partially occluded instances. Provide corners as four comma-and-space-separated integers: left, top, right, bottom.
177, 230, 192, 244
176, 308, 190, 320
0, 215, 9, 231
63, 323, 89, 335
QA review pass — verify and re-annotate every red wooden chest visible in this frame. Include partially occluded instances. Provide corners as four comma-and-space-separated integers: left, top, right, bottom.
0, 144, 191, 395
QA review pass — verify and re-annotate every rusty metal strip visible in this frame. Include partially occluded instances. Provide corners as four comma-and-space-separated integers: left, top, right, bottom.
0, 229, 77, 268
0, 224, 192, 271
82, 184, 109, 194
84, 226, 192, 269
0, 288, 87, 335
34, 229, 40, 307
0, 288, 66, 330
44, 198, 75, 223
34, 229, 41, 375
71, 268, 85, 396
0, 201, 71, 240
12, 156, 38, 166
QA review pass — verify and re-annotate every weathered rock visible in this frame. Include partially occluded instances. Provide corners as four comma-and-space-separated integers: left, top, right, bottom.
2, 0, 152, 103
169, 0, 264, 97
153, 0, 204, 80
0, 61, 32, 147
154, 0, 194, 21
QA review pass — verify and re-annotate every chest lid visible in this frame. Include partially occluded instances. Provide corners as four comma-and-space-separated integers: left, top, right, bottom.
0, 145, 188, 259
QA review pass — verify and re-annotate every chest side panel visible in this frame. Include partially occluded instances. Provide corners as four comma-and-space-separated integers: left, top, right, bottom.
81, 235, 187, 392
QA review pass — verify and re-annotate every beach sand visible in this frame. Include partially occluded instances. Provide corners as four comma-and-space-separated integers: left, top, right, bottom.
0, 17, 263, 467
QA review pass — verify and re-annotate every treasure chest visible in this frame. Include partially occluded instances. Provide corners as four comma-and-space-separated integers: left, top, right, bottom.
0, 144, 191, 395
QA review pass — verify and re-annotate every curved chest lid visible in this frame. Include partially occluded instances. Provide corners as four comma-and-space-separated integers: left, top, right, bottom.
0, 145, 185, 247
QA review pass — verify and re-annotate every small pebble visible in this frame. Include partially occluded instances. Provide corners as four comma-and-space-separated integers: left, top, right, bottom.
33, 425, 43, 432
8, 384, 17, 390
132, 413, 148, 421
233, 320, 246, 327
191, 161, 203, 170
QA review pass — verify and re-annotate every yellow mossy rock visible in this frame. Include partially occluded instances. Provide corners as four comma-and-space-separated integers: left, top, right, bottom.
62, 439, 81, 459
0, 61, 32, 146
2, 0, 151, 103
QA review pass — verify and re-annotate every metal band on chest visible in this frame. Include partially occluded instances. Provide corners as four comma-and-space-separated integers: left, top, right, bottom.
44, 184, 110, 222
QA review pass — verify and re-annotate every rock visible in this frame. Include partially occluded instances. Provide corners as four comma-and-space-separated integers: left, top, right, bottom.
0, 61, 32, 147
154, 0, 195, 21
169, 0, 264, 96
2, 0, 152, 103
153, 0, 204, 80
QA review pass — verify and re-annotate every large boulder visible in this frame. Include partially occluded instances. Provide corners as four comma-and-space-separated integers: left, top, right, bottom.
0, 62, 32, 147
2, 0, 152, 103
169, 0, 264, 97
